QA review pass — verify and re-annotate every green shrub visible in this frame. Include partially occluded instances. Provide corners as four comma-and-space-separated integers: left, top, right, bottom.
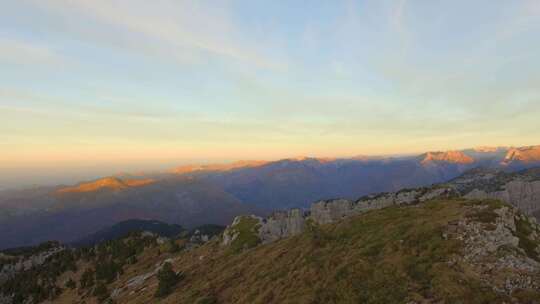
228, 216, 261, 253
65, 278, 76, 289
154, 262, 182, 298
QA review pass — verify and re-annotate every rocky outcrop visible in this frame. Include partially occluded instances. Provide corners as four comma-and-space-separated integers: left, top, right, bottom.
111, 257, 181, 299
454, 168, 540, 220
221, 166, 540, 248
0, 246, 64, 284
445, 205, 540, 294
310, 199, 353, 225
223, 187, 457, 246
259, 209, 305, 243
189, 229, 210, 244
465, 180, 540, 216
447, 167, 540, 221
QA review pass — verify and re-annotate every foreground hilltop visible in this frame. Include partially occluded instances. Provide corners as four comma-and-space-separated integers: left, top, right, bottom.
2, 183, 540, 303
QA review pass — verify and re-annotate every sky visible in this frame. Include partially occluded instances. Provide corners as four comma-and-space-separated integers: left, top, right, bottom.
1, 0, 540, 187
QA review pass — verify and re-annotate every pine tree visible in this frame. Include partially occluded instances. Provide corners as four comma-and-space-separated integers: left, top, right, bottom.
154, 262, 181, 298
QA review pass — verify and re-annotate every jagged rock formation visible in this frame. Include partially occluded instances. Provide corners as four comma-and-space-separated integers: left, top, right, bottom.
222, 167, 540, 247
224, 187, 458, 245
465, 181, 540, 216
449, 168, 540, 220
259, 209, 305, 243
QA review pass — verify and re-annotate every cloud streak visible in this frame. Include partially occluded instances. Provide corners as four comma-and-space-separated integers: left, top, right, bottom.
32, 0, 287, 70
0, 37, 62, 65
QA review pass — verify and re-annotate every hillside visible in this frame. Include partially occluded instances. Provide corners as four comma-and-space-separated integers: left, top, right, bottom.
164, 199, 540, 303
2, 194, 540, 303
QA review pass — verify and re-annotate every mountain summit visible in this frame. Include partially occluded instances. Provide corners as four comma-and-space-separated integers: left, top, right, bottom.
420, 150, 475, 165
502, 145, 540, 165
56, 177, 155, 194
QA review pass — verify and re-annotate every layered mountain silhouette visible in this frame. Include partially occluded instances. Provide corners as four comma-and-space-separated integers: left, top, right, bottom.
1, 145, 539, 249
0, 177, 256, 249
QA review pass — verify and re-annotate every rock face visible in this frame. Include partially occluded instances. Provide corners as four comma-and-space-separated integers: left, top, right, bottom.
310, 199, 353, 225
465, 181, 540, 216
445, 205, 540, 294
450, 167, 540, 220
223, 187, 457, 245
259, 209, 306, 243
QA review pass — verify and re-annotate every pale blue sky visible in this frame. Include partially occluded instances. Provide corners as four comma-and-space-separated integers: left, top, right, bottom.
1, 0, 540, 181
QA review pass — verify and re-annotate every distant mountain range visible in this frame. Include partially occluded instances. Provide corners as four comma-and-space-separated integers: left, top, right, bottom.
0, 144, 539, 249
0, 177, 256, 249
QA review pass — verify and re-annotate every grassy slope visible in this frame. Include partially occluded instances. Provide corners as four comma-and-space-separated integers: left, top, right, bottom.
52, 198, 540, 304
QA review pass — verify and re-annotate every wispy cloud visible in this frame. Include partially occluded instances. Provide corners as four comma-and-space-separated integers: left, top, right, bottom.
0, 37, 62, 65
32, 0, 287, 70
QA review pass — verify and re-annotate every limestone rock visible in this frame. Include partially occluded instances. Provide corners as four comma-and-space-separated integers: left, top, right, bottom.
222, 187, 455, 246
259, 209, 306, 243
448, 205, 540, 294
465, 180, 540, 219
310, 199, 353, 225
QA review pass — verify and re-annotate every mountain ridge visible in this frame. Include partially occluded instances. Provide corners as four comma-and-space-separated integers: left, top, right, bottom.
2, 144, 540, 250
56, 177, 156, 194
